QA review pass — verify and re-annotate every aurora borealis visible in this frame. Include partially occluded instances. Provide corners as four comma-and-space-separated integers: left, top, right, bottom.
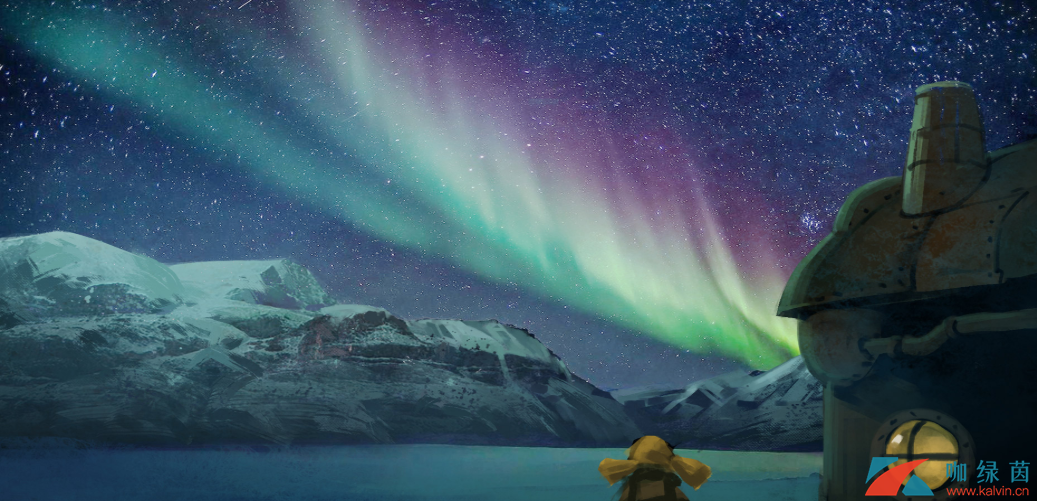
2, 0, 1035, 388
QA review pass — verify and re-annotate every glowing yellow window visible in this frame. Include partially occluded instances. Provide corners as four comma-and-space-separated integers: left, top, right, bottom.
885, 420, 959, 490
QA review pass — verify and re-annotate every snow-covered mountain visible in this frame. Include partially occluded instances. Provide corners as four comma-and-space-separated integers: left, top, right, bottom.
612, 356, 823, 451
0, 231, 639, 447
0, 231, 821, 451
0, 231, 185, 322
170, 259, 335, 310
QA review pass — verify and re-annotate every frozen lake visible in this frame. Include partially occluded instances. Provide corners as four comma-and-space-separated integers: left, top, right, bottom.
0, 444, 822, 501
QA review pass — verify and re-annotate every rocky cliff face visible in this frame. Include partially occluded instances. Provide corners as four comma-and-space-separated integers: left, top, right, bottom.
0, 232, 640, 448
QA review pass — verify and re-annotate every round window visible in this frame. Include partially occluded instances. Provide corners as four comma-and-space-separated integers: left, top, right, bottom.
885, 420, 959, 490
871, 409, 975, 498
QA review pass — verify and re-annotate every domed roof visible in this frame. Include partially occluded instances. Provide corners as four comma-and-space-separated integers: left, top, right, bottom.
778, 138, 1037, 319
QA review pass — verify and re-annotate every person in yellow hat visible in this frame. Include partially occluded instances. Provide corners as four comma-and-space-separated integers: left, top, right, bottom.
599, 435, 711, 500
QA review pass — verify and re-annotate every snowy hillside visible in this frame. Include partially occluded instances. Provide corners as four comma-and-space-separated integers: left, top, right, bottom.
0, 231, 640, 448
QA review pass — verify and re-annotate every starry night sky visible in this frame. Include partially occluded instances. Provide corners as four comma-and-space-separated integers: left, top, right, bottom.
1, 0, 1035, 390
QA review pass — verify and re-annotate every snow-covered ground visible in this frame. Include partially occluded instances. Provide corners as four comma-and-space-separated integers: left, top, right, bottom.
0, 444, 821, 501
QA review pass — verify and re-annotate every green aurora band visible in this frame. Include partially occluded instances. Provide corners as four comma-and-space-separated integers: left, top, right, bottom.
2, 1, 800, 368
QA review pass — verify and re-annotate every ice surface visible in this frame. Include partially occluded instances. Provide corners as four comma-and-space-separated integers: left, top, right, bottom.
0, 444, 823, 501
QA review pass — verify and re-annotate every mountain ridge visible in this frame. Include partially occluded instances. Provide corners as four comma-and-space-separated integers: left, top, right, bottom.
0, 231, 822, 451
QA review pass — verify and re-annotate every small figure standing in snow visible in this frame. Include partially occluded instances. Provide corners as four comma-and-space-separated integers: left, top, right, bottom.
599, 435, 711, 501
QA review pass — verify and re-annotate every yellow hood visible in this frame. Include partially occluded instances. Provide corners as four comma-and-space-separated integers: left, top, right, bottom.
598, 435, 711, 490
